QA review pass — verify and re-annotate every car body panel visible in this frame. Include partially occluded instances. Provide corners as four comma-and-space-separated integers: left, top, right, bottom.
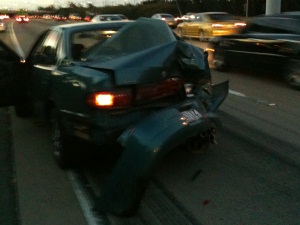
96, 102, 214, 215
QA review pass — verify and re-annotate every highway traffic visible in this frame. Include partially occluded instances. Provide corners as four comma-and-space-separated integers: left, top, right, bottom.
1, 18, 300, 225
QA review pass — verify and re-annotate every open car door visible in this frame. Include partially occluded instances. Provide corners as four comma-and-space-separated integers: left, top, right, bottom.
0, 40, 25, 107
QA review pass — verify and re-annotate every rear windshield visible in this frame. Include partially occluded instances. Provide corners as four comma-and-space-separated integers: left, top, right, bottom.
208, 13, 235, 21
73, 18, 176, 62
161, 14, 174, 19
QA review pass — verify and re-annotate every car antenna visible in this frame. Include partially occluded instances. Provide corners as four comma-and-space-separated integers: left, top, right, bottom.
175, 0, 183, 17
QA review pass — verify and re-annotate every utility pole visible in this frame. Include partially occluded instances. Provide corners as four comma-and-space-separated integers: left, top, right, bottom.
266, 0, 281, 15
245, 0, 249, 17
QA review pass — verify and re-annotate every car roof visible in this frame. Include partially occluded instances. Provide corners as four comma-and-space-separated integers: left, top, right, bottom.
246, 15, 300, 34
94, 14, 122, 17
197, 12, 229, 15
52, 20, 132, 30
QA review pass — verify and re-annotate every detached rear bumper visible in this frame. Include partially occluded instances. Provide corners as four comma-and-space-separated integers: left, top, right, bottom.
95, 99, 219, 215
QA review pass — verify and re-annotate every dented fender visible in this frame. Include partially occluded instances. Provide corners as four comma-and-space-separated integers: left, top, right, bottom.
96, 103, 218, 215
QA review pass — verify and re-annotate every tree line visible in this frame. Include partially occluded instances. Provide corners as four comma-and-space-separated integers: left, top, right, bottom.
38, 0, 300, 19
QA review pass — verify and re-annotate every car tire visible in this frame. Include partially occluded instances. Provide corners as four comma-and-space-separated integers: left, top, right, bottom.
212, 49, 229, 71
14, 96, 32, 118
199, 30, 206, 42
283, 59, 300, 88
49, 109, 79, 169
177, 28, 184, 38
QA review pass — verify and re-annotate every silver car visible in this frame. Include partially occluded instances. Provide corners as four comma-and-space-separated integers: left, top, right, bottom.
151, 13, 178, 28
91, 14, 124, 22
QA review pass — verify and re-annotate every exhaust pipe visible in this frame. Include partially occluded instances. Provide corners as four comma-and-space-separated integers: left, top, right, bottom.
186, 125, 217, 154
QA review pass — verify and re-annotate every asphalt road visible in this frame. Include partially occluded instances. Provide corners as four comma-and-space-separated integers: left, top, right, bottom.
1, 19, 300, 225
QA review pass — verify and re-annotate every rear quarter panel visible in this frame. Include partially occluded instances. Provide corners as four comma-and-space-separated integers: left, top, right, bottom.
51, 65, 112, 115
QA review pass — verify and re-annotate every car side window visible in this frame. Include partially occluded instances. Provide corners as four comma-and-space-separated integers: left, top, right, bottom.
71, 29, 119, 60
32, 30, 61, 65
195, 15, 202, 22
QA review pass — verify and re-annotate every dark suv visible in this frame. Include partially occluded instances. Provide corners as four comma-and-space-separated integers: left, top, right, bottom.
210, 12, 300, 87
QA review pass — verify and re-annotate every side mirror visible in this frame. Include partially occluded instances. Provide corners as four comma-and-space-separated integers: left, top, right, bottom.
32, 46, 56, 65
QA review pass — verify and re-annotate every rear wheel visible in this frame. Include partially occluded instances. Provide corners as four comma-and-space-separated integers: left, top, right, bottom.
14, 98, 32, 118
283, 59, 300, 88
213, 50, 229, 72
177, 28, 184, 38
50, 109, 79, 169
199, 30, 206, 42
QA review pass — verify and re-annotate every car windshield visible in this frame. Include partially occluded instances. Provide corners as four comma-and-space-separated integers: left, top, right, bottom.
208, 13, 235, 21
78, 18, 176, 62
161, 14, 174, 19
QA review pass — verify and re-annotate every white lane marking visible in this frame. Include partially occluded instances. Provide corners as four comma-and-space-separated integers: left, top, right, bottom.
229, 89, 277, 106
229, 89, 246, 97
67, 171, 105, 225
8, 21, 25, 58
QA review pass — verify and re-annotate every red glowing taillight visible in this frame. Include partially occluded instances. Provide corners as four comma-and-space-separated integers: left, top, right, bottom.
86, 89, 133, 109
136, 78, 184, 102
86, 78, 184, 109
234, 22, 246, 27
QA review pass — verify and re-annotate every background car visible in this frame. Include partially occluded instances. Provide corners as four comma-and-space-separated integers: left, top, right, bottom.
69, 13, 82, 21
151, 13, 179, 28
209, 12, 300, 87
0, 19, 5, 32
91, 14, 124, 22
116, 14, 129, 20
177, 12, 246, 41
16, 15, 29, 23
53, 14, 67, 21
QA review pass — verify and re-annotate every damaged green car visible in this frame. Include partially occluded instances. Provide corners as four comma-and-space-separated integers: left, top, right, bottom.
0, 18, 228, 215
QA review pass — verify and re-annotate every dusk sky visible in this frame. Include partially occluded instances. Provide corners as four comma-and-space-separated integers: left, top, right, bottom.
0, 0, 138, 10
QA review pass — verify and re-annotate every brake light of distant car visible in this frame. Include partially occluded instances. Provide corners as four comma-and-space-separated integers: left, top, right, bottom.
16, 17, 21, 22
234, 22, 246, 27
24, 17, 29, 22
86, 89, 133, 109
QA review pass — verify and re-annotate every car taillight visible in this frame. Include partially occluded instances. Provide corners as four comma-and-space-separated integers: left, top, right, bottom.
136, 78, 184, 102
86, 78, 184, 109
86, 89, 133, 109
234, 22, 246, 27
